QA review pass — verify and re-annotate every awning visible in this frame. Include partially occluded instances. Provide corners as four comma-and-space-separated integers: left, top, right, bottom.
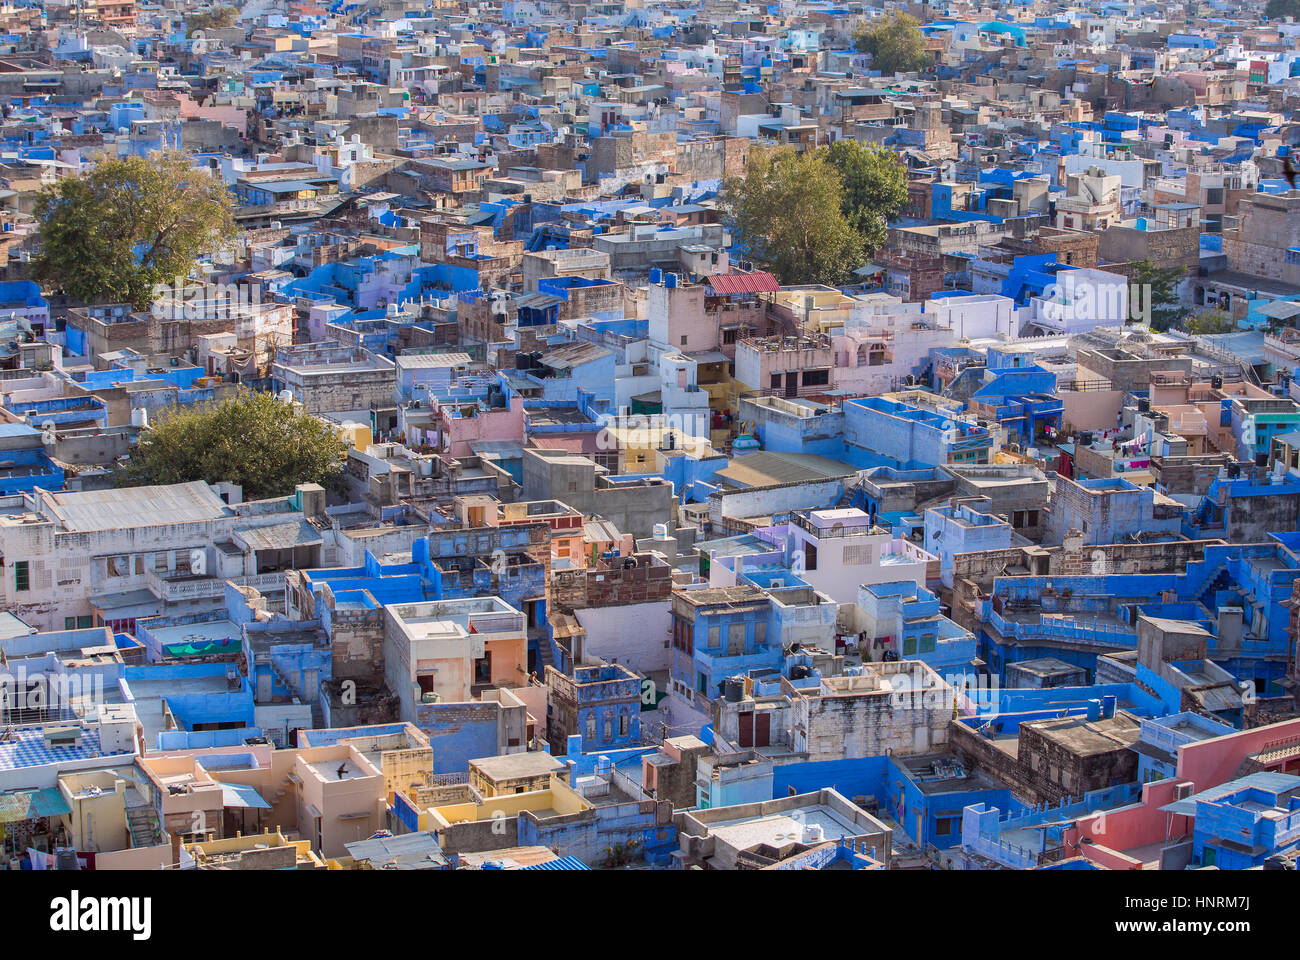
219, 783, 271, 810
0, 787, 72, 823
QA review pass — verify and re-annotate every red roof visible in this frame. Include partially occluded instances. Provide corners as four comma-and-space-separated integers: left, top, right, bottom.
708, 271, 781, 295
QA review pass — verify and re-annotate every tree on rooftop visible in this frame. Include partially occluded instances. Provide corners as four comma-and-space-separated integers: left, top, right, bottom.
1128, 259, 1187, 332
186, 5, 239, 37
1184, 307, 1236, 336
30, 151, 236, 311
720, 144, 866, 287
851, 13, 932, 77
118, 391, 348, 502
824, 139, 909, 257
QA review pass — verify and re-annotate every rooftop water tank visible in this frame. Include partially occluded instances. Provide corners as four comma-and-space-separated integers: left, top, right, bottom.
1086, 699, 1102, 722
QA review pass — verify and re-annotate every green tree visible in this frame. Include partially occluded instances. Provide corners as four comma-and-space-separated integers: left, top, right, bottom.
721, 145, 865, 286
1128, 259, 1187, 331
31, 151, 236, 310
187, 5, 239, 36
1185, 308, 1236, 335
824, 139, 908, 255
852, 13, 931, 76
119, 392, 348, 502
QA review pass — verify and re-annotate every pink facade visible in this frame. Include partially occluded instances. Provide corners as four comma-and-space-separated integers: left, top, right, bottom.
1059, 718, 1300, 869
440, 397, 525, 459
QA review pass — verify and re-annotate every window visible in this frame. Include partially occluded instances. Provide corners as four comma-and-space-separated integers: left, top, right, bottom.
680, 335, 688, 346
935, 817, 955, 837
65, 617, 76, 630
14, 560, 29, 592
585, 715, 596, 741
1205, 187, 1223, 206
134, 556, 145, 575
804, 541, 817, 571
919, 634, 936, 654
603, 719, 612, 742
619, 714, 628, 737
802, 368, 829, 387
78, 616, 93, 629
727, 623, 745, 656
708, 625, 720, 648
903, 636, 918, 656
155, 552, 169, 573
771, 373, 782, 389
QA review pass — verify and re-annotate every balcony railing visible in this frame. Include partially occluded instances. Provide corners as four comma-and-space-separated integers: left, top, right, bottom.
986, 604, 1135, 648
148, 570, 288, 602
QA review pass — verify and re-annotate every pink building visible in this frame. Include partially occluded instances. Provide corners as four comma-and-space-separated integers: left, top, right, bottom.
437, 396, 525, 459
1059, 717, 1300, 869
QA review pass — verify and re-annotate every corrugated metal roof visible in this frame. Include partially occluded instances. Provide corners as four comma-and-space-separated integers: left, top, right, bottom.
716, 451, 858, 489
540, 342, 610, 371
237, 520, 324, 552
0, 787, 72, 823
43, 482, 233, 532
708, 271, 781, 295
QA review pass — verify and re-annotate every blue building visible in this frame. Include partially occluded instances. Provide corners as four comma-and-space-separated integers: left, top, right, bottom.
857, 580, 977, 672
1174, 772, 1300, 869
0, 423, 63, 494
923, 498, 1013, 589
545, 662, 642, 755
975, 541, 1299, 692
843, 395, 993, 470
669, 586, 779, 713
1133, 712, 1235, 784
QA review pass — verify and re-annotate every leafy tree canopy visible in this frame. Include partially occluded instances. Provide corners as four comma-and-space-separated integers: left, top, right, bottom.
1184, 308, 1236, 336
1128, 259, 1187, 332
721, 145, 865, 286
30, 151, 236, 310
824, 138, 909, 255
187, 5, 239, 37
852, 13, 932, 76
119, 392, 348, 502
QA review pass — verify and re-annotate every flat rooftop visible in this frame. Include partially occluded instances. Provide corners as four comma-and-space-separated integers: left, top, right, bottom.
470, 752, 564, 782
706, 803, 863, 851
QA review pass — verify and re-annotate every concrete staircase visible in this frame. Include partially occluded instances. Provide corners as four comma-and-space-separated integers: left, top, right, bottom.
125, 791, 164, 849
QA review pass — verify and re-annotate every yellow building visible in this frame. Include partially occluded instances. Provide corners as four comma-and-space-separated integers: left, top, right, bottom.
181, 829, 327, 870
765, 285, 858, 334
423, 772, 592, 842
601, 421, 716, 474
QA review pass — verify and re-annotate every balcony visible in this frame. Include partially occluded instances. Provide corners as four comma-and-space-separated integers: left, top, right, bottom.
147, 570, 288, 603
985, 603, 1135, 649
